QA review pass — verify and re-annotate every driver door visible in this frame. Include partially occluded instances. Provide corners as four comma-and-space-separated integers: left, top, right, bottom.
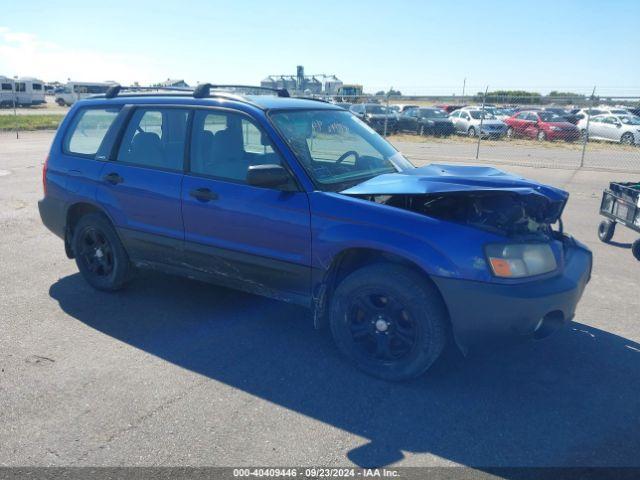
181, 109, 312, 304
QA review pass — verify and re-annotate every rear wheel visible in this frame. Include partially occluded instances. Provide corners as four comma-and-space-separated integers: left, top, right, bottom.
72, 213, 132, 291
621, 132, 635, 145
632, 239, 640, 261
329, 264, 447, 381
467, 126, 476, 137
597, 219, 615, 243
537, 130, 546, 141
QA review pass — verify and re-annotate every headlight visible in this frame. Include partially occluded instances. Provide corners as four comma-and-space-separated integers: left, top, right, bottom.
426, 120, 435, 125
486, 243, 557, 278
550, 126, 561, 131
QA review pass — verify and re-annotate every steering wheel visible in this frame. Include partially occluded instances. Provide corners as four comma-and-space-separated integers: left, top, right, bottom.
336, 150, 360, 164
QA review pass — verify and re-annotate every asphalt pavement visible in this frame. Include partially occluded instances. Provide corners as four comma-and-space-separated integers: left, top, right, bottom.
1, 131, 639, 470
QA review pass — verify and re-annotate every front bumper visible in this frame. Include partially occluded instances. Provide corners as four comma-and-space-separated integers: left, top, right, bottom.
432, 239, 592, 353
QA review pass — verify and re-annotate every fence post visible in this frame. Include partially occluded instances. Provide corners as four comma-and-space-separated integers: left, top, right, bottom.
384, 92, 390, 137
13, 82, 18, 140
580, 86, 596, 168
475, 86, 488, 160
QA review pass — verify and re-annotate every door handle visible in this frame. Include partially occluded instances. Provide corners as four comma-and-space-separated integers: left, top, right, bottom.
189, 187, 218, 202
103, 172, 124, 185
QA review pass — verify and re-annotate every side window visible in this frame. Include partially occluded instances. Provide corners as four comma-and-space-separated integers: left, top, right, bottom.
450, 110, 459, 118
64, 107, 121, 157
462, 112, 470, 120
190, 110, 284, 184
117, 108, 189, 171
1, 83, 12, 91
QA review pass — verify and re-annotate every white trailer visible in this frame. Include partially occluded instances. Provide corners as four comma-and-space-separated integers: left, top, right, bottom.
15, 77, 46, 106
55, 81, 114, 106
0, 76, 15, 107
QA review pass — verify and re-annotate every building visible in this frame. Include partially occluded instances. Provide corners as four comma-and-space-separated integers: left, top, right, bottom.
260, 66, 344, 95
154, 78, 189, 88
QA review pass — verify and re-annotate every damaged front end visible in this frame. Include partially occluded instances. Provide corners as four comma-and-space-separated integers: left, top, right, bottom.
341, 164, 568, 238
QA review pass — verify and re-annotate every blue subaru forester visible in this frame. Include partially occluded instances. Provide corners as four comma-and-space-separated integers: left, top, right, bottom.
39, 85, 592, 380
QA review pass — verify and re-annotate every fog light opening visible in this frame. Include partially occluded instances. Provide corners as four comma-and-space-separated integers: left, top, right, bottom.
533, 310, 565, 340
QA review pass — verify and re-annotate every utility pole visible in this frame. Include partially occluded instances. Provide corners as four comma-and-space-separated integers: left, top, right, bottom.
462, 78, 466, 105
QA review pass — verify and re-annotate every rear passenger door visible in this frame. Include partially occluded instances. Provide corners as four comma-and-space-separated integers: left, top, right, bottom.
96, 107, 189, 266
181, 109, 312, 304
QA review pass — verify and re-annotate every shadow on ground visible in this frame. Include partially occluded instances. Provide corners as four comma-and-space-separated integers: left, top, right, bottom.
50, 271, 640, 468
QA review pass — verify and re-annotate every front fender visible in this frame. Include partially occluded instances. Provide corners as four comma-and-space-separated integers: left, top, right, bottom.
310, 192, 505, 282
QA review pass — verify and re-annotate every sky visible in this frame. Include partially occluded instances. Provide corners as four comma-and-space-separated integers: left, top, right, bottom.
0, 0, 638, 96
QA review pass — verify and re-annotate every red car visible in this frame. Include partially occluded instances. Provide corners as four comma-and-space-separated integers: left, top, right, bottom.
504, 110, 580, 141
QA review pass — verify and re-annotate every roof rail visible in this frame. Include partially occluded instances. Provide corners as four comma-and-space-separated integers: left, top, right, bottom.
193, 83, 289, 99
104, 85, 193, 99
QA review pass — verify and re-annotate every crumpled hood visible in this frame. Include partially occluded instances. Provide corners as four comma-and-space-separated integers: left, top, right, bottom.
341, 164, 569, 223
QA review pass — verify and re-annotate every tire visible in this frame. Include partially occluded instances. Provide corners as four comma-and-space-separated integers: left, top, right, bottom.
329, 264, 447, 381
537, 130, 546, 141
467, 126, 476, 137
597, 219, 615, 243
56, 98, 65, 107
72, 213, 133, 291
506, 127, 514, 139
580, 129, 588, 141
632, 239, 640, 261
621, 132, 634, 145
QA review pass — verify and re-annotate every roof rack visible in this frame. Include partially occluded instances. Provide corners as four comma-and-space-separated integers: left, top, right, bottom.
104, 85, 193, 98
193, 83, 289, 99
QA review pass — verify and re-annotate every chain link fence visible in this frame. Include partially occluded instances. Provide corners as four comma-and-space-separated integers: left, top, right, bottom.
298, 89, 640, 173
2, 85, 640, 173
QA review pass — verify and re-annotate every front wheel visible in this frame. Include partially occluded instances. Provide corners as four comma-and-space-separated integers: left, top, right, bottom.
621, 132, 635, 145
632, 239, 640, 261
597, 219, 615, 243
467, 126, 476, 137
72, 213, 133, 291
537, 130, 547, 141
329, 264, 447, 381
506, 127, 514, 139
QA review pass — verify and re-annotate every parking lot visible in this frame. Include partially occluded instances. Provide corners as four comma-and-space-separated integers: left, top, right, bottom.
1, 130, 639, 468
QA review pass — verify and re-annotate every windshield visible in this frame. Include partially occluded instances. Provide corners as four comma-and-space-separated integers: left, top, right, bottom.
269, 109, 414, 190
538, 112, 565, 122
420, 109, 448, 118
364, 105, 391, 114
620, 116, 640, 125
469, 110, 495, 120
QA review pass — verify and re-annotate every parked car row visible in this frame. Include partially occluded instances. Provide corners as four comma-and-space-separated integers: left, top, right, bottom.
337, 101, 639, 145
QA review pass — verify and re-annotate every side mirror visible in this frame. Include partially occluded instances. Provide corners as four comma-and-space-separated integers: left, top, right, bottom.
247, 164, 292, 189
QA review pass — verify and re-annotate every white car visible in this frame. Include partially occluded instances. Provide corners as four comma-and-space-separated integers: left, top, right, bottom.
449, 108, 508, 137
578, 114, 640, 145
575, 107, 634, 121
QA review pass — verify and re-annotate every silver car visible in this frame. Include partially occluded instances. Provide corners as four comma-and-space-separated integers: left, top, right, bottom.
578, 114, 640, 145
449, 109, 508, 138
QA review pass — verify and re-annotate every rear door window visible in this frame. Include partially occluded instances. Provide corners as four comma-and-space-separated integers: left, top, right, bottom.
64, 107, 121, 157
117, 108, 190, 171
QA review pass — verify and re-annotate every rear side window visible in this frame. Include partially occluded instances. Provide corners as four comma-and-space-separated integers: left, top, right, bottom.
64, 107, 120, 157
117, 108, 189, 171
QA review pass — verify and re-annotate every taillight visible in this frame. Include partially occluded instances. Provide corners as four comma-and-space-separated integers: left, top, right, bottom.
42, 155, 49, 195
